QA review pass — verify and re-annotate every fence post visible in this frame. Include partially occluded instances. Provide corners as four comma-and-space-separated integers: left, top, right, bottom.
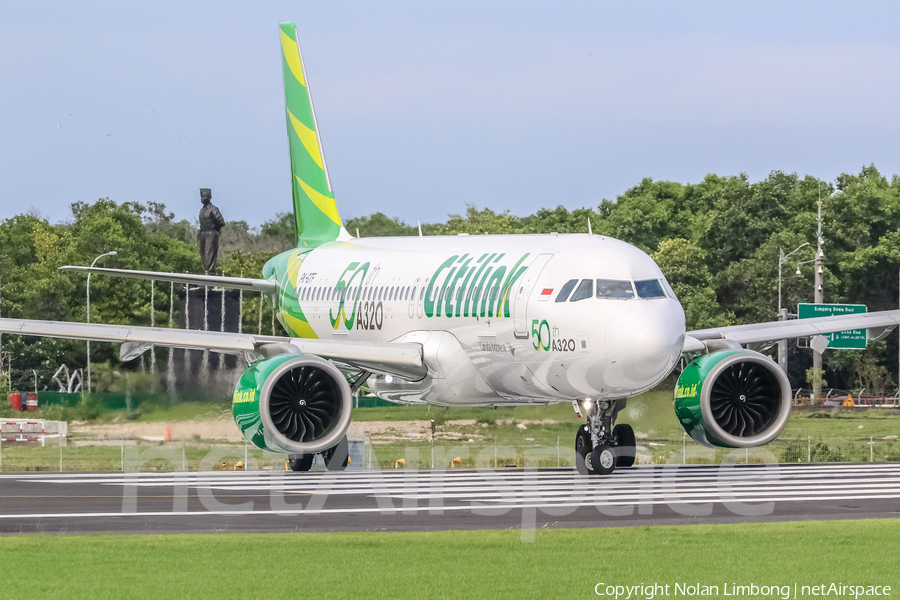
244, 441, 248, 472
808, 436, 811, 463
182, 440, 186, 472
557, 436, 560, 467
682, 432, 686, 464
59, 438, 62, 472
870, 436, 874, 462
121, 436, 124, 472
1, 436, 3, 473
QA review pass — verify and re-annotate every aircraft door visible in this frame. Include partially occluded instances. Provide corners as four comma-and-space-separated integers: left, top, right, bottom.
416, 278, 428, 319
512, 253, 553, 338
408, 278, 420, 318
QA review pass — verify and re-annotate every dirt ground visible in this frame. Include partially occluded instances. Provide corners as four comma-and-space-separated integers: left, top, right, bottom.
72, 417, 245, 443
70, 418, 490, 444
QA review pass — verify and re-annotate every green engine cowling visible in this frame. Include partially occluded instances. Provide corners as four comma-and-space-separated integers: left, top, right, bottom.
674, 349, 791, 448
232, 353, 352, 454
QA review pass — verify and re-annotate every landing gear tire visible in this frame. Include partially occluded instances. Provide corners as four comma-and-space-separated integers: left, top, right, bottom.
591, 444, 616, 476
288, 454, 314, 472
613, 423, 636, 468
575, 426, 595, 475
322, 434, 350, 471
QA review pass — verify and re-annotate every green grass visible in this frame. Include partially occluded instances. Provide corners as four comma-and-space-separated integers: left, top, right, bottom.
1, 520, 897, 599
132, 401, 229, 423
782, 407, 900, 438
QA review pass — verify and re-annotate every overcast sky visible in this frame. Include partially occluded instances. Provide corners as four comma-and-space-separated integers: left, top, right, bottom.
2, 1, 900, 228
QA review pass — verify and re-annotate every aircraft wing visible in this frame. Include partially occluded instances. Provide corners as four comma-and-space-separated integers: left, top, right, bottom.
59, 266, 278, 294
0, 318, 426, 380
683, 309, 900, 353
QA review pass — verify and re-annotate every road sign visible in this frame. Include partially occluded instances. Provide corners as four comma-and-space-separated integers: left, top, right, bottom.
797, 303, 867, 350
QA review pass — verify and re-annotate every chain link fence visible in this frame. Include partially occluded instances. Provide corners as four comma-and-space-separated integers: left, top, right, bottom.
0, 433, 898, 473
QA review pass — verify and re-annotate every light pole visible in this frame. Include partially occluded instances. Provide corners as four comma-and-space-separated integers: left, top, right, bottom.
812, 195, 825, 400
778, 243, 809, 314
86, 251, 117, 393
777, 243, 809, 374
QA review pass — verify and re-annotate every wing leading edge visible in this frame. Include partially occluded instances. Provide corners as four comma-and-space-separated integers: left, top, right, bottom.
0, 318, 425, 381
684, 309, 900, 353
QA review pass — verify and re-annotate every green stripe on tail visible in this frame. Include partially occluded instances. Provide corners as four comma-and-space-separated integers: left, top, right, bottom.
280, 22, 347, 248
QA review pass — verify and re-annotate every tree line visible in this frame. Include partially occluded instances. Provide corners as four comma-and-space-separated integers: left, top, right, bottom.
1, 165, 898, 395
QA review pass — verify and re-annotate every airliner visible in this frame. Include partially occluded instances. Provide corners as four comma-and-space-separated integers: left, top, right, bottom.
3, 22, 899, 475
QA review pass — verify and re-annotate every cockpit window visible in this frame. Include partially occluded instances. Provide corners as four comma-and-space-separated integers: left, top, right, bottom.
660, 278, 677, 300
596, 280, 634, 299
555, 279, 578, 302
635, 279, 666, 299
569, 279, 593, 302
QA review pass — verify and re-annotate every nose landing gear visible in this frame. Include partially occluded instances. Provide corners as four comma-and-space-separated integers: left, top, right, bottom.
574, 399, 635, 475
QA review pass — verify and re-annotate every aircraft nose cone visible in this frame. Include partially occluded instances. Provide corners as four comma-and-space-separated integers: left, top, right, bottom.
604, 301, 684, 388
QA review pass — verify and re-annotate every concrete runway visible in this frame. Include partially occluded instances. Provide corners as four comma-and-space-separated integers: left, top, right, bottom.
1, 463, 899, 535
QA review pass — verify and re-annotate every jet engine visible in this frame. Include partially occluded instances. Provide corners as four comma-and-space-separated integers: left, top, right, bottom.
232, 354, 352, 454
674, 349, 791, 448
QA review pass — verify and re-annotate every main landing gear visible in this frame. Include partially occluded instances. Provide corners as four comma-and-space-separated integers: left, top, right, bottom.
287, 434, 350, 472
574, 399, 635, 476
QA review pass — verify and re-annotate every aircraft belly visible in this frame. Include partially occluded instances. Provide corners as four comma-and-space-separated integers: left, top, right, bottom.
368, 330, 502, 406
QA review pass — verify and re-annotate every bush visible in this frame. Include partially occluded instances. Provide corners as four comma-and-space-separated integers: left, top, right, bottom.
37, 404, 73, 422
475, 415, 496, 427
431, 409, 449, 427
781, 439, 842, 463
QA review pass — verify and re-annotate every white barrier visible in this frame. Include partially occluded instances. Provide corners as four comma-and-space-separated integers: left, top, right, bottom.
0, 420, 67, 446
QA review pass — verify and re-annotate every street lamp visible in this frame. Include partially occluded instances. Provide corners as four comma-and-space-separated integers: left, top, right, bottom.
86, 251, 117, 393
778, 243, 809, 313
796, 259, 815, 273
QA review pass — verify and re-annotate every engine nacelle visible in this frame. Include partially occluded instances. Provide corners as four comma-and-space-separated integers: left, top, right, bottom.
674, 349, 791, 448
232, 354, 352, 454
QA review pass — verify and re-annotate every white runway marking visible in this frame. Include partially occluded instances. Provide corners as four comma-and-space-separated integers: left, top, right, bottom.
1, 464, 899, 520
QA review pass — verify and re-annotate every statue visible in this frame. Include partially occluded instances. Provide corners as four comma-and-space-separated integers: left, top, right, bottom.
198, 188, 225, 274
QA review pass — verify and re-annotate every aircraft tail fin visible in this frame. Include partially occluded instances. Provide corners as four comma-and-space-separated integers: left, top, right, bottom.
279, 22, 350, 248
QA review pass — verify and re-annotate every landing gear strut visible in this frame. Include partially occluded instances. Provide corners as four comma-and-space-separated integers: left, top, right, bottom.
287, 434, 350, 472
573, 399, 635, 476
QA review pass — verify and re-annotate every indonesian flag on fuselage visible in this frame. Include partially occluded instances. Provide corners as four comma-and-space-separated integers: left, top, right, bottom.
539, 288, 553, 302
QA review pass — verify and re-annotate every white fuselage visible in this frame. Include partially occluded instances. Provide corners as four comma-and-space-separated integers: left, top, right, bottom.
272, 233, 686, 406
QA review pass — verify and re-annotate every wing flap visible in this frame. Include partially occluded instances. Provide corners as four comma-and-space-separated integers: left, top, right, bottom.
59, 266, 277, 294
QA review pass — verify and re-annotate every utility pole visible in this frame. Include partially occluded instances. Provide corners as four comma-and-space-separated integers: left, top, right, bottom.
812, 193, 825, 400
778, 249, 785, 375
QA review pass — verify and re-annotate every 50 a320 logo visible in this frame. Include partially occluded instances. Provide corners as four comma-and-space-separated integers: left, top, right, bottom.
531, 319, 576, 352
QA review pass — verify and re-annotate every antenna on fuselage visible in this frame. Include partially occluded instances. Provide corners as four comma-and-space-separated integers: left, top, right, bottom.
356, 228, 360, 238
418, 221, 423, 237
588, 218, 593, 235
